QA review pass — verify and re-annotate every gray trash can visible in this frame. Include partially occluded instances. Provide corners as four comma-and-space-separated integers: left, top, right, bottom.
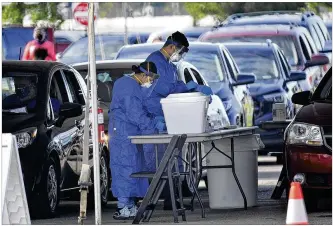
203, 135, 259, 209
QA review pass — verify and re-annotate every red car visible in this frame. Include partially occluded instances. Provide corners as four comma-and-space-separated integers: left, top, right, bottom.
284, 67, 332, 209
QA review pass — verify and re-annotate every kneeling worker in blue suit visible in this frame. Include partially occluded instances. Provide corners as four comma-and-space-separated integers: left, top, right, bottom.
108, 61, 165, 220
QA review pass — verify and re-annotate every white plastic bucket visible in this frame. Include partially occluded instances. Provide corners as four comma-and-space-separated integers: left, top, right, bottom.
160, 92, 209, 134
203, 135, 259, 209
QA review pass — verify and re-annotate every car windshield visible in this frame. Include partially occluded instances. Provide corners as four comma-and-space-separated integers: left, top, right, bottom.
184, 50, 224, 82
209, 35, 300, 66
2, 73, 38, 114
227, 48, 280, 80
116, 47, 158, 59
61, 36, 125, 63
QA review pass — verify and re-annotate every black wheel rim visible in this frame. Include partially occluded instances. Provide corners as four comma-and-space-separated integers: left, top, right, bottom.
100, 156, 109, 202
47, 165, 57, 211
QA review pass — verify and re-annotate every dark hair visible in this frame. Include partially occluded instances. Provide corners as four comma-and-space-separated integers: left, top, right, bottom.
163, 31, 189, 48
132, 61, 158, 76
34, 48, 48, 60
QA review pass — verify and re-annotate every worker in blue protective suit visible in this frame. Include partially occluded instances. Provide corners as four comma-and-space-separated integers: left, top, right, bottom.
108, 61, 165, 220
143, 31, 213, 210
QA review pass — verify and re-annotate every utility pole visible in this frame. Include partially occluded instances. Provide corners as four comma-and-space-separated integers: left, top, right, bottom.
123, 2, 128, 45
88, 3, 102, 225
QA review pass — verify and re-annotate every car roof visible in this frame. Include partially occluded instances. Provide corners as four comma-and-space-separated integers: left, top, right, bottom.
226, 14, 304, 26
223, 42, 275, 49
201, 24, 307, 39
72, 59, 144, 71
54, 30, 86, 42
120, 42, 221, 51
3, 60, 65, 72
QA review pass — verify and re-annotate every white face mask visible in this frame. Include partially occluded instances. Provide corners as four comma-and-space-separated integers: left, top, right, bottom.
141, 82, 152, 88
170, 53, 182, 62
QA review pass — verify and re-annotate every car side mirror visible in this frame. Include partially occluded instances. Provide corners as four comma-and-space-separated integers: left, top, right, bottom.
59, 102, 83, 119
233, 73, 256, 86
291, 91, 312, 106
305, 54, 329, 69
56, 52, 62, 61
286, 71, 306, 84
319, 40, 332, 54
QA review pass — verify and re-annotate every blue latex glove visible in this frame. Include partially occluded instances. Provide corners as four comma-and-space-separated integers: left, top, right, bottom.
196, 85, 213, 96
155, 121, 166, 133
186, 81, 198, 91
155, 116, 165, 123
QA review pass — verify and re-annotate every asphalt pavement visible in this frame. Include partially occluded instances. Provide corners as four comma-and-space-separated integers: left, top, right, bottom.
32, 157, 332, 225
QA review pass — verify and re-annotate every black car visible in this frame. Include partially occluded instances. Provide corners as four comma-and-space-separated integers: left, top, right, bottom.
2, 61, 110, 218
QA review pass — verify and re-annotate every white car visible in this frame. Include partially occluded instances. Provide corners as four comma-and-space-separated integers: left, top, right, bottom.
72, 59, 230, 192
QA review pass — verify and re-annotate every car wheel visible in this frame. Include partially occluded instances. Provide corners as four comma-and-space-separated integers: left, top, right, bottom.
183, 143, 199, 196
304, 190, 318, 212
88, 149, 110, 208
204, 176, 208, 189
31, 156, 60, 219
276, 155, 284, 165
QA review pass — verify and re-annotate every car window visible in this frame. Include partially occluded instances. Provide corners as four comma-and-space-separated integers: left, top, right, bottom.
54, 70, 70, 103
303, 34, 316, 56
312, 69, 332, 101
55, 37, 70, 44
184, 68, 193, 83
2, 72, 38, 114
318, 21, 331, 40
208, 35, 300, 66
62, 69, 85, 106
279, 49, 291, 74
309, 24, 323, 50
313, 23, 326, 48
299, 36, 311, 61
61, 36, 125, 62
190, 69, 204, 85
228, 47, 280, 80
222, 49, 238, 81
277, 50, 289, 77
184, 50, 224, 83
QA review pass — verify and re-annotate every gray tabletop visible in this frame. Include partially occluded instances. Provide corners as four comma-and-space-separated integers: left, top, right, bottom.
129, 126, 258, 144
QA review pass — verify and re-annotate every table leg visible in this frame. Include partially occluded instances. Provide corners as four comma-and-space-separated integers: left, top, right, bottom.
230, 138, 247, 210
155, 144, 158, 170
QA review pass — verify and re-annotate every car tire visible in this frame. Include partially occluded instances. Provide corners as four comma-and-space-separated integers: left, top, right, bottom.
88, 150, 111, 208
304, 190, 318, 212
276, 155, 284, 165
204, 176, 208, 189
30, 156, 60, 219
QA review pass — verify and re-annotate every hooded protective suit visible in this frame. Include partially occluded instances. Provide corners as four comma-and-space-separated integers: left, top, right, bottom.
109, 75, 157, 198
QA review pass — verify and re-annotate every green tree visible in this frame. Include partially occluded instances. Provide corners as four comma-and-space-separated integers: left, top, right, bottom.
185, 2, 307, 24
305, 2, 332, 14
28, 3, 62, 23
99, 2, 113, 18
2, 3, 26, 25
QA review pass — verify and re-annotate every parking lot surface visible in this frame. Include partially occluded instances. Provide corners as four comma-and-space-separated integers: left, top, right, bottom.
32, 157, 332, 225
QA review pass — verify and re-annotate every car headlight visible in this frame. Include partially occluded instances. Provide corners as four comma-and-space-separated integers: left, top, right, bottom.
223, 99, 232, 111
262, 93, 285, 103
14, 127, 37, 149
286, 123, 323, 146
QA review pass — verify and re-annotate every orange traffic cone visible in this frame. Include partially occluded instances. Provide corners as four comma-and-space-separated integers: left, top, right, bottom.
286, 182, 308, 225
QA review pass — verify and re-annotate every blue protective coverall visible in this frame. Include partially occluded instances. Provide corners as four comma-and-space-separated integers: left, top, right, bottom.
142, 50, 188, 171
108, 75, 157, 200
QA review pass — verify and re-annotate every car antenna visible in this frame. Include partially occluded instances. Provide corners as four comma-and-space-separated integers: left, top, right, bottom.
19, 47, 22, 60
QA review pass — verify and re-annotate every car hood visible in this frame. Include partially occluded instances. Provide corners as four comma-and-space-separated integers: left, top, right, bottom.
248, 80, 283, 97
2, 114, 42, 133
295, 101, 332, 127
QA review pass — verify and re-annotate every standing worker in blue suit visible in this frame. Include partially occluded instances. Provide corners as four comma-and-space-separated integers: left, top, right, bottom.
109, 62, 165, 220
143, 31, 213, 210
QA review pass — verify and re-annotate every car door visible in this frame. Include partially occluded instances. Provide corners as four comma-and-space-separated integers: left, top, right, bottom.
47, 68, 82, 189
221, 47, 253, 126
61, 68, 86, 177
298, 34, 321, 91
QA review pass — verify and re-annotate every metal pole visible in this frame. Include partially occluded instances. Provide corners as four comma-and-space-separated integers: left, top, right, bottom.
88, 3, 102, 224
123, 2, 128, 45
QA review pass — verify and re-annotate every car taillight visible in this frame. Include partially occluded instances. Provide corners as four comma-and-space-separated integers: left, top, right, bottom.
89, 107, 105, 143
97, 108, 105, 143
